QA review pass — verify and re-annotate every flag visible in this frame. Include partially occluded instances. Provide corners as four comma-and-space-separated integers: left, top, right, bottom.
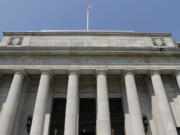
87, 4, 92, 12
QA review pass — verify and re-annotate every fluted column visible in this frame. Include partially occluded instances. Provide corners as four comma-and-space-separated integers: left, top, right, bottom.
30, 71, 51, 135
64, 71, 79, 135
124, 71, 145, 135
175, 71, 180, 89
0, 71, 24, 135
151, 71, 178, 135
96, 71, 111, 135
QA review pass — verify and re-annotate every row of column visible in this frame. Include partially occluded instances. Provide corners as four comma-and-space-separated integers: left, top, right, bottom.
0, 70, 179, 135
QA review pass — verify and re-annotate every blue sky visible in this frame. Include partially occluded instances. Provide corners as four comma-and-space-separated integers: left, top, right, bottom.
0, 0, 179, 41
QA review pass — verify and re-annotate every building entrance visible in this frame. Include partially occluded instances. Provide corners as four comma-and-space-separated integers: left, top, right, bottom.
49, 98, 124, 135
79, 99, 96, 135
110, 98, 125, 135
50, 98, 66, 135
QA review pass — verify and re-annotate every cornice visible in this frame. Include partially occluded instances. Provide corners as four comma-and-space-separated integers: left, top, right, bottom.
3, 30, 171, 37
0, 65, 178, 75
0, 46, 179, 56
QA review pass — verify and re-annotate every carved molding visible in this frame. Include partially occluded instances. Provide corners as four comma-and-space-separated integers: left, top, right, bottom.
8, 37, 23, 46
152, 38, 166, 46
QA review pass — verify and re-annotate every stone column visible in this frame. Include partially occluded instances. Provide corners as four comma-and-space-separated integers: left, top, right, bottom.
124, 71, 145, 135
96, 71, 111, 135
30, 71, 51, 135
0, 71, 24, 135
151, 71, 178, 135
175, 71, 180, 89
64, 71, 79, 135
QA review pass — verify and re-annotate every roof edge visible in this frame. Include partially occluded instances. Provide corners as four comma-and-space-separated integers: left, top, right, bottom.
3, 30, 171, 37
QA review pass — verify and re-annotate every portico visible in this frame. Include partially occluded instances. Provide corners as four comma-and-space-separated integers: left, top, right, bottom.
0, 31, 180, 135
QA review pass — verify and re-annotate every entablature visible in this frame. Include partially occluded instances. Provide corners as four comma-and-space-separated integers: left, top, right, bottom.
0, 65, 179, 75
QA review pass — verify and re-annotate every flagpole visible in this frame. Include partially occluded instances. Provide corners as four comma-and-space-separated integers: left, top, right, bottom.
87, 4, 92, 31
87, 10, 89, 31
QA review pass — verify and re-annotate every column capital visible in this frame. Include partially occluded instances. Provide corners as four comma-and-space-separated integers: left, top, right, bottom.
40, 70, 52, 76
149, 69, 161, 76
13, 69, 25, 76
174, 69, 180, 76
175, 69, 180, 90
68, 70, 79, 76
96, 69, 108, 75
123, 69, 135, 75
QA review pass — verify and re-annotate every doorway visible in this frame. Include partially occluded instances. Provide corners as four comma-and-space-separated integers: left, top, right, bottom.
79, 98, 96, 135
49, 98, 124, 135
50, 98, 66, 135
109, 98, 125, 135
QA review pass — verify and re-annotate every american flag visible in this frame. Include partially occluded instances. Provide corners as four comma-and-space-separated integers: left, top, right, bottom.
87, 4, 92, 12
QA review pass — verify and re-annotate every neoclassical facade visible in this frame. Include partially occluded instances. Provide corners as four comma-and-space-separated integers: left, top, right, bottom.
0, 30, 180, 135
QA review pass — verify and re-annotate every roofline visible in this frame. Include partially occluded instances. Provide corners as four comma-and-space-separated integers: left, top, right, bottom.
3, 30, 171, 37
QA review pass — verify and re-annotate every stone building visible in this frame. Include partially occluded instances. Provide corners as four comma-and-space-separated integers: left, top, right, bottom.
0, 30, 180, 135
